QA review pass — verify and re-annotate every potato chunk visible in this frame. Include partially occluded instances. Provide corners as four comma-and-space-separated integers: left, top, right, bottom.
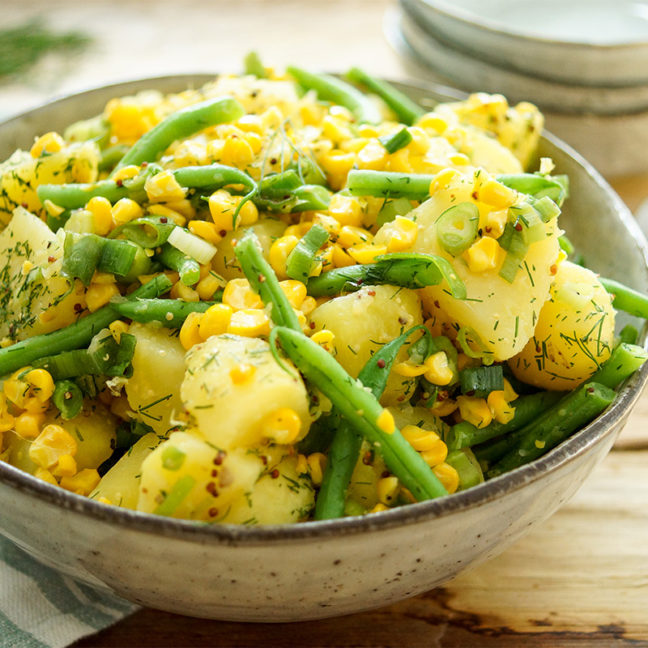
509, 261, 615, 390
409, 179, 560, 362
309, 285, 423, 405
126, 322, 186, 436
137, 431, 262, 521
181, 334, 311, 449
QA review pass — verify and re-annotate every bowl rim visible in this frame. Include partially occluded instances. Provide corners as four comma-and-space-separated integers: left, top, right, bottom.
413, 0, 648, 50
0, 74, 647, 546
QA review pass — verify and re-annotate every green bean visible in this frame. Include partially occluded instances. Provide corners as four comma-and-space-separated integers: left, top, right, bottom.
98, 144, 130, 173
599, 277, 648, 319
0, 274, 172, 376
286, 224, 329, 282
254, 171, 331, 213
109, 216, 176, 248
243, 51, 267, 78
379, 127, 413, 154
486, 382, 616, 478
445, 449, 484, 490
619, 325, 638, 345
346, 170, 432, 200
273, 326, 447, 501
157, 243, 201, 286
346, 67, 426, 126
306, 252, 466, 299
287, 66, 382, 125
315, 325, 427, 520
113, 96, 245, 172
38, 163, 256, 212
590, 342, 648, 389
234, 230, 301, 330
62, 233, 103, 286
447, 391, 565, 451
496, 173, 569, 206
111, 298, 219, 328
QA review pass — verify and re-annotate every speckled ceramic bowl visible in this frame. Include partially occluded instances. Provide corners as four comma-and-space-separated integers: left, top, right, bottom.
0, 76, 646, 622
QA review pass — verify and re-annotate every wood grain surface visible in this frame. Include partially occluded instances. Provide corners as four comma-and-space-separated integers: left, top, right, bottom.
4, 1, 648, 645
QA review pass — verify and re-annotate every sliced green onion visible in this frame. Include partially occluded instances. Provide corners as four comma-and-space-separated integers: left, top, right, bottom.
511, 203, 545, 244
529, 195, 561, 222
62, 233, 103, 286
379, 127, 412, 154
436, 202, 479, 256
99, 239, 152, 281
619, 325, 639, 345
154, 475, 195, 516
161, 446, 186, 471
286, 224, 329, 282
157, 243, 201, 286
558, 234, 575, 256
445, 449, 484, 490
460, 365, 504, 397
167, 227, 217, 265
498, 229, 529, 283
457, 327, 494, 364
109, 216, 176, 248
243, 51, 267, 78
376, 197, 414, 227
52, 380, 83, 420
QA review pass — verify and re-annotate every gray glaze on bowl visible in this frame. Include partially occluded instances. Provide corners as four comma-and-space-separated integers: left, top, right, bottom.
0, 76, 647, 622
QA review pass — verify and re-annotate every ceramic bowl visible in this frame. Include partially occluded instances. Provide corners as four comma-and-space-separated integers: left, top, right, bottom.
405, 0, 648, 87
0, 76, 647, 622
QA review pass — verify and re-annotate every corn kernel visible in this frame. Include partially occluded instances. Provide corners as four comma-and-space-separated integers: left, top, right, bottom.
170, 281, 199, 302
30, 132, 64, 158
503, 378, 519, 402
279, 280, 307, 309
328, 194, 363, 227
357, 124, 379, 138
423, 352, 454, 386
393, 361, 427, 378
330, 244, 355, 268
401, 425, 442, 452
321, 115, 352, 143
221, 136, 255, 168
163, 198, 196, 220
25, 369, 54, 403
227, 309, 270, 337
433, 462, 459, 494
449, 152, 471, 166
430, 168, 462, 194
376, 409, 395, 434
313, 213, 341, 238
420, 441, 449, 468
484, 208, 508, 239
307, 452, 326, 486
86, 282, 120, 312
430, 397, 458, 417
337, 225, 373, 249
29, 424, 77, 469
148, 204, 186, 226
85, 196, 114, 236
369, 502, 389, 513
320, 151, 356, 190
14, 412, 44, 439
229, 362, 256, 385
34, 468, 58, 486
387, 148, 413, 173
269, 235, 299, 280
60, 468, 101, 496
295, 453, 309, 476
43, 200, 64, 217
180, 312, 204, 350
487, 390, 516, 424
416, 113, 449, 134
145, 170, 187, 203
464, 236, 503, 274
261, 407, 302, 444
356, 140, 387, 170
384, 216, 418, 253
199, 303, 233, 340
222, 278, 263, 310
236, 114, 264, 134
53, 454, 77, 478
347, 243, 387, 265
300, 296, 317, 316
208, 190, 239, 231
196, 272, 225, 300
311, 329, 335, 353
457, 395, 493, 429
284, 222, 312, 238
377, 476, 400, 505
111, 198, 143, 226
109, 320, 129, 343
188, 219, 222, 245
478, 179, 518, 208
112, 165, 140, 183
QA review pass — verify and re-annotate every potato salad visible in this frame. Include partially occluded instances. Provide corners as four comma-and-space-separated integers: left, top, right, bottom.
0, 57, 645, 525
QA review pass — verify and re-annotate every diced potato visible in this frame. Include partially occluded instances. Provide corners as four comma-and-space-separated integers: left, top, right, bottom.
137, 430, 263, 521
0, 207, 86, 341
181, 334, 311, 449
3, 431, 39, 475
0, 141, 100, 224
309, 285, 423, 405
90, 432, 161, 509
409, 180, 560, 362
125, 322, 187, 436
509, 261, 615, 390
212, 218, 286, 280
457, 128, 523, 175
222, 452, 315, 524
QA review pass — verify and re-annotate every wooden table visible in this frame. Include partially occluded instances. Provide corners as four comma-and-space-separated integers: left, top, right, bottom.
3, 1, 648, 645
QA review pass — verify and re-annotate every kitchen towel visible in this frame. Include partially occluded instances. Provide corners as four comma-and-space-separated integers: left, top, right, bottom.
0, 535, 137, 648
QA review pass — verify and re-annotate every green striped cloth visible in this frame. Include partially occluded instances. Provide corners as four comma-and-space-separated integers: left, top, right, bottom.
0, 535, 137, 647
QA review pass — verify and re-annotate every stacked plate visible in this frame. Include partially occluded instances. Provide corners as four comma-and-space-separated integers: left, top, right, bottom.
385, 0, 648, 176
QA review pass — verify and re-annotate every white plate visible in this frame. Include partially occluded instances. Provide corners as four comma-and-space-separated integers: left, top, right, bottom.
406, 0, 648, 86
397, 5, 648, 115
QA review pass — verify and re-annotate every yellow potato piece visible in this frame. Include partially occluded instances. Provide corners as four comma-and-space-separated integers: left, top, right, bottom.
509, 261, 615, 390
